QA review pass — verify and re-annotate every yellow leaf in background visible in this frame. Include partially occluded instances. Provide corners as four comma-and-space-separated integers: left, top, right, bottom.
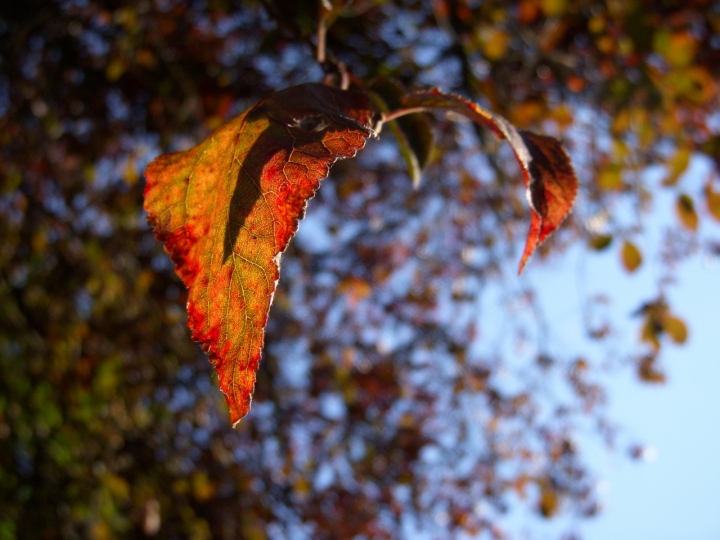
705, 182, 720, 221
621, 240, 642, 272
293, 476, 311, 499
664, 67, 717, 104
479, 28, 510, 61
662, 146, 691, 186
192, 471, 214, 502
662, 315, 688, 344
666, 32, 698, 68
611, 108, 630, 135
541, 0, 568, 17
103, 473, 130, 501
105, 56, 126, 82
510, 100, 545, 128
589, 234, 613, 251
123, 157, 139, 186
538, 483, 559, 517
597, 166, 623, 190
549, 104, 574, 130
588, 14, 605, 34
676, 193, 698, 230
641, 317, 661, 350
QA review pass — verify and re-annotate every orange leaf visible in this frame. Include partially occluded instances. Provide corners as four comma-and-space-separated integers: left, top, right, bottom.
399, 90, 578, 273
144, 84, 375, 425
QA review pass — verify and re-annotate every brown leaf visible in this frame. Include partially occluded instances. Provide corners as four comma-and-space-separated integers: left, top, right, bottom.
144, 83, 376, 425
398, 89, 578, 273
638, 355, 666, 384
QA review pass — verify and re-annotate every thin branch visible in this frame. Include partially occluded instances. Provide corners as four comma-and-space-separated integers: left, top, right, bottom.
381, 107, 433, 123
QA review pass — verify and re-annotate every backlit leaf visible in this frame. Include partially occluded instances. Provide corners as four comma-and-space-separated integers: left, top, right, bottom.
399, 89, 578, 273
144, 83, 376, 425
621, 240, 642, 272
705, 182, 720, 221
676, 193, 698, 230
589, 234, 613, 251
662, 146, 691, 186
662, 315, 688, 344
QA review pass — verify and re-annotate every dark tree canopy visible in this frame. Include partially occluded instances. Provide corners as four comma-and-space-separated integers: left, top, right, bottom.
1, 1, 719, 538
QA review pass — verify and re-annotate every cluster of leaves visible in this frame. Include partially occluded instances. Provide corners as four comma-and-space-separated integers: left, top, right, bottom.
1, 1, 719, 539
144, 79, 577, 424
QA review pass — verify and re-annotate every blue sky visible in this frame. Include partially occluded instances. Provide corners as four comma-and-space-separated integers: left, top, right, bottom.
582, 253, 720, 540
529, 155, 720, 539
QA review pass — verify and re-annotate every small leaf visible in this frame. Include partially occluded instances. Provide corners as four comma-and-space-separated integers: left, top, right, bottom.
398, 89, 578, 273
621, 240, 642, 272
640, 316, 661, 350
589, 234, 613, 251
597, 165, 623, 190
662, 315, 688, 344
144, 83, 376, 425
676, 193, 698, 230
662, 146, 691, 186
538, 481, 560, 518
704, 182, 720, 222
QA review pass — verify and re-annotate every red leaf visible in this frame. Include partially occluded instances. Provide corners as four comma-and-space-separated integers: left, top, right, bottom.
399, 89, 578, 273
144, 84, 375, 425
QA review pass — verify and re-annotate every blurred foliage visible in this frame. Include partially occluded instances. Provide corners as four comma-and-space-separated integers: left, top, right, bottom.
1, 0, 719, 538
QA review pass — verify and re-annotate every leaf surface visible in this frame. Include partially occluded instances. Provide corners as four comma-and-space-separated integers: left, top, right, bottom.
144, 83, 375, 425
400, 89, 578, 273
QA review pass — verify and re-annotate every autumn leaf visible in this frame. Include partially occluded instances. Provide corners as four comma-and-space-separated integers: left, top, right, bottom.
635, 298, 688, 350
144, 83, 376, 425
621, 240, 642, 272
397, 89, 578, 273
589, 234, 613, 251
676, 193, 698, 230
704, 182, 720, 221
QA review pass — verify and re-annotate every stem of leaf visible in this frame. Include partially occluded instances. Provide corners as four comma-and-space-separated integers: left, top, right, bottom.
382, 107, 432, 123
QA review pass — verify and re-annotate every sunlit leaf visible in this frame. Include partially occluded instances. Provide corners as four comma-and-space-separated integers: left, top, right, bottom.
662, 146, 691, 186
398, 89, 578, 273
705, 182, 720, 222
144, 83, 375, 424
589, 234, 613, 251
676, 193, 698, 230
621, 240, 642, 272
538, 481, 560, 518
597, 165, 623, 190
662, 315, 688, 344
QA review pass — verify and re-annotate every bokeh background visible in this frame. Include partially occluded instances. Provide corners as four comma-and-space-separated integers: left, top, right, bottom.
2, 1, 719, 538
